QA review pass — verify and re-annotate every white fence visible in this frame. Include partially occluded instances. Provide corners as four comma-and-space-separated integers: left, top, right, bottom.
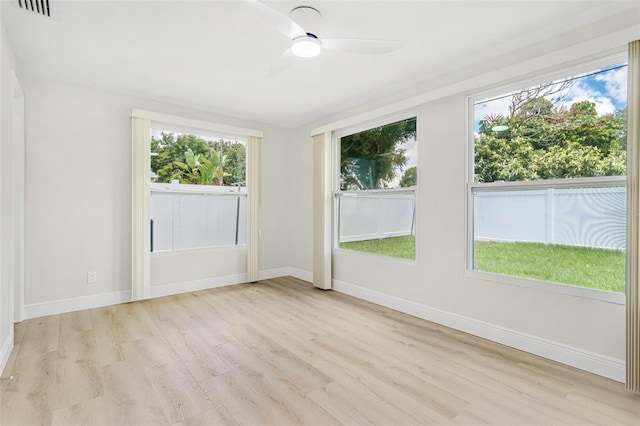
150, 181, 625, 252
473, 185, 625, 250
337, 190, 415, 243
150, 182, 247, 252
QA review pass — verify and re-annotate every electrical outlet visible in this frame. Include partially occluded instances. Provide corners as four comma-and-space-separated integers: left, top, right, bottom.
87, 271, 97, 284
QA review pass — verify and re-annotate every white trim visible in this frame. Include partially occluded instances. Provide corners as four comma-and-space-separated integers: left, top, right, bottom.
21, 268, 301, 319
0, 332, 13, 375
151, 268, 302, 299
332, 279, 625, 382
464, 53, 630, 306
339, 231, 412, 243
467, 270, 625, 305
150, 274, 249, 299
310, 26, 637, 136
471, 175, 626, 192
131, 109, 263, 138
258, 267, 291, 281
289, 267, 313, 283
331, 110, 419, 140
24, 291, 132, 320
11, 70, 25, 323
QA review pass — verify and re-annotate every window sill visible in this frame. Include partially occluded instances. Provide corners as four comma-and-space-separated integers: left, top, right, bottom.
151, 244, 246, 257
466, 269, 625, 305
334, 247, 418, 265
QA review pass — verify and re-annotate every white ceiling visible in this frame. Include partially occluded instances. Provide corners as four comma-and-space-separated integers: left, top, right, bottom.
2, 0, 639, 128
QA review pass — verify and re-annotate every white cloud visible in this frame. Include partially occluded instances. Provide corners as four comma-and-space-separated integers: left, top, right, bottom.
594, 67, 627, 105
557, 80, 616, 116
472, 65, 624, 131
474, 95, 512, 122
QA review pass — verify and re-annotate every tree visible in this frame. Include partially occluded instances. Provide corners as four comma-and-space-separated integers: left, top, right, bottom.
475, 88, 626, 183
399, 166, 417, 187
219, 141, 246, 186
151, 133, 210, 183
151, 132, 245, 186
174, 148, 225, 185
340, 117, 416, 190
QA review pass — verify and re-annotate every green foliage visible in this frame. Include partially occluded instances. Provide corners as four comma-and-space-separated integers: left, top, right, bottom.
222, 142, 246, 186
340, 118, 416, 190
151, 132, 245, 186
475, 93, 626, 183
174, 148, 227, 185
399, 166, 417, 187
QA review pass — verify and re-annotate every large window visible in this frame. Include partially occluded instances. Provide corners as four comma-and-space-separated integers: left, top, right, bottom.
149, 126, 247, 252
335, 116, 417, 260
469, 60, 627, 297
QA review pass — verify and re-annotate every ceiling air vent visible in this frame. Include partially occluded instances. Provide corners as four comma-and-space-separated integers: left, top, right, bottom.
16, 0, 53, 18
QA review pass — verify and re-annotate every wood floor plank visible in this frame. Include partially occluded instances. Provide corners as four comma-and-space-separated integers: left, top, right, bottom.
101, 360, 169, 426
54, 338, 103, 410
145, 363, 213, 424
163, 331, 232, 382
2, 276, 639, 426
51, 396, 110, 426
0, 351, 57, 426
58, 310, 93, 336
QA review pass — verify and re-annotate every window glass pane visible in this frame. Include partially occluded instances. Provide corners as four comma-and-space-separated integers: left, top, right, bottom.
337, 117, 417, 260
337, 191, 416, 260
474, 65, 627, 183
471, 64, 627, 293
340, 117, 417, 190
150, 130, 246, 252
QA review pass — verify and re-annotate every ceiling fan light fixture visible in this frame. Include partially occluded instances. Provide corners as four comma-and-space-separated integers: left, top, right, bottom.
291, 36, 321, 58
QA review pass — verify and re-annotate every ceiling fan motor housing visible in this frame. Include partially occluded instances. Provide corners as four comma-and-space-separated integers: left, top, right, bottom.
290, 6, 322, 38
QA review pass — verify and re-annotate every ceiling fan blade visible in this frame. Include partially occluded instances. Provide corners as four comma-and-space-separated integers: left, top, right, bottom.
321, 38, 403, 55
247, 0, 307, 39
267, 49, 296, 78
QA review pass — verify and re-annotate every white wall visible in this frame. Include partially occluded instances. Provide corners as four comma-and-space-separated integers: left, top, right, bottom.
287, 23, 638, 380
0, 11, 22, 372
5, 4, 636, 382
23, 76, 292, 310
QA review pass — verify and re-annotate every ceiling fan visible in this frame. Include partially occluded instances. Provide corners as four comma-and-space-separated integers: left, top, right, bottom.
249, 1, 403, 76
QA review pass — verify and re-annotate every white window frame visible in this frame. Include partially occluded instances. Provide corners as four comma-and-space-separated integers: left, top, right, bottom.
149, 123, 249, 252
333, 111, 419, 262
465, 52, 628, 305
131, 109, 262, 300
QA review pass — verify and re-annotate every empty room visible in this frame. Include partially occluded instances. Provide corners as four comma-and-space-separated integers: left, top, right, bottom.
1, 0, 640, 425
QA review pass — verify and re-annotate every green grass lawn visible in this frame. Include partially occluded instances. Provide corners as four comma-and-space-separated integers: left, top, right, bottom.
474, 241, 625, 293
340, 236, 625, 293
340, 236, 416, 260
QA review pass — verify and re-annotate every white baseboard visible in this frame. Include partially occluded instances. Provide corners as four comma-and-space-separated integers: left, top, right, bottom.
22, 268, 299, 319
151, 268, 301, 299
289, 267, 313, 283
0, 332, 13, 375
332, 279, 625, 383
150, 273, 248, 299
25, 290, 131, 320
258, 267, 291, 281
17, 268, 624, 382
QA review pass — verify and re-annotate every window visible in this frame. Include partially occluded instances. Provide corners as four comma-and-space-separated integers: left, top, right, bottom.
149, 126, 247, 252
335, 116, 417, 260
469, 61, 627, 297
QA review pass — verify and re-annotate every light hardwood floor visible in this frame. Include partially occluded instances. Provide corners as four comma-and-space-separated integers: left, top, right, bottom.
1, 277, 638, 425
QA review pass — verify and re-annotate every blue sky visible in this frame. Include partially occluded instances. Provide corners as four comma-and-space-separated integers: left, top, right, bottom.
474, 64, 628, 131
